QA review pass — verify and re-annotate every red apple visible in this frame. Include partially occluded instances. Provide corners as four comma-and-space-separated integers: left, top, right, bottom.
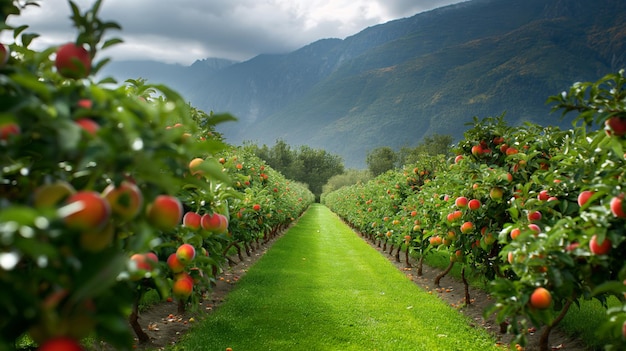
605, 117, 626, 137
102, 181, 143, 221
505, 147, 518, 156
176, 243, 196, 264
468, 199, 481, 210
37, 337, 83, 351
76, 99, 92, 109
172, 274, 194, 299
610, 195, 626, 218
75, 118, 99, 135
146, 195, 183, 231
0, 43, 9, 66
527, 211, 542, 222
455, 196, 468, 208
167, 253, 185, 273
529, 287, 552, 310
577, 190, 595, 208
79, 221, 114, 252
55, 43, 91, 79
454, 155, 464, 163
0, 121, 20, 140
460, 221, 474, 234
252, 204, 261, 211
528, 224, 541, 234
537, 190, 550, 201
61, 191, 111, 231
510, 228, 521, 240
183, 211, 202, 230
471, 145, 483, 157
201, 212, 222, 232
589, 235, 611, 255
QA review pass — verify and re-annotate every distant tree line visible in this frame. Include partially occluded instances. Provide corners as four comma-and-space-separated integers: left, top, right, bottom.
245, 134, 453, 200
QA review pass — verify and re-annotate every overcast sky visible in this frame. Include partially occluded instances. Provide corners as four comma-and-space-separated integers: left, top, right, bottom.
6, 0, 466, 65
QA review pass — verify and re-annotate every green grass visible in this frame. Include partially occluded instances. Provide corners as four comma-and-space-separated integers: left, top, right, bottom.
169, 204, 500, 351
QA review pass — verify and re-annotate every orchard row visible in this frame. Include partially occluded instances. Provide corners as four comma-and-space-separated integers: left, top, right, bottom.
0, 2, 314, 350
323, 71, 626, 351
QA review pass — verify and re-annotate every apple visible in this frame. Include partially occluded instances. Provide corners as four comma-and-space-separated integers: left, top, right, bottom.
167, 253, 185, 273
537, 190, 550, 201
76, 99, 92, 109
217, 214, 229, 233
510, 228, 521, 240
483, 233, 496, 245
176, 243, 196, 264
528, 224, 541, 234
610, 195, 626, 218
489, 187, 504, 200
468, 199, 481, 210
37, 337, 84, 351
529, 287, 552, 309
0, 121, 20, 140
505, 147, 518, 155
253, 204, 261, 211
605, 116, 626, 137
577, 190, 595, 208
471, 145, 483, 157
55, 43, 91, 79
183, 211, 202, 230
446, 210, 462, 222
189, 157, 205, 175
61, 191, 111, 231
172, 274, 194, 299
589, 235, 611, 255
454, 155, 464, 163
460, 221, 474, 234
146, 252, 158, 264
33, 181, 76, 208
130, 253, 154, 271
146, 195, 183, 231
429, 236, 442, 246
455, 196, 468, 208
102, 181, 143, 221
527, 211, 542, 222
75, 118, 99, 135
201, 213, 222, 232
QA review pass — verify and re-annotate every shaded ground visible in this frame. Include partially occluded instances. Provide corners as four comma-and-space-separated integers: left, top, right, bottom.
113, 226, 592, 351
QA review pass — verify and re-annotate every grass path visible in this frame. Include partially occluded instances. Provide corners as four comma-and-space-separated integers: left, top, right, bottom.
169, 204, 500, 351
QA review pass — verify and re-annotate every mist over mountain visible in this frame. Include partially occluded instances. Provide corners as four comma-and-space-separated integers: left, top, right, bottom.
102, 0, 626, 168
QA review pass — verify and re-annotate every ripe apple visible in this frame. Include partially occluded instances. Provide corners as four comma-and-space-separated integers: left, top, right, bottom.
537, 190, 550, 201
454, 155, 464, 163
455, 196, 468, 208
252, 204, 261, 211
489, 187, 504, 201
55, 43, 91, 79
605, 116, 626, 137
167, 253, 185, 273
528, 224, 540, 234
0, 121, 20, 140
505, 147, 518, 156
610, 195, 626, 218
76, 99, 92, 109
75, 118, 99, 135
577, 190, 595, 208
37, 337, 84, 351
468, 199, 481, 210
176, 243, 196, 264
102, 181, 143, 221
146, 195, 183, 231
529, 287, 552, 309
471, 145, 483, 157
33, 181, 76, 208
510, 228, 521, 240
589, 235, 611, 255
483, 233, 496, 245
429, 236, 442, 246
183, 211, 202, 230
61, 191, 111, 231
172, 275, 194, 299
460, 221, 474, 234
527, 210, 542, 222
201, 212, 222, 232
189, 157, 205, 175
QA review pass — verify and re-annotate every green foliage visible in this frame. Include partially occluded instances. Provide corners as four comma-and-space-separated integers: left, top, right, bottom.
366, 146, 397, 176
321, 168, 372, 197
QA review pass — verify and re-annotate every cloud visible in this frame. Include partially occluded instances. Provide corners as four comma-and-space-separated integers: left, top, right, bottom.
5, 0, 465, 65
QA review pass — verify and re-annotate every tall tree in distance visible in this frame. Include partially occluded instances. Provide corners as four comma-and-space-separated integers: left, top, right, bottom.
366, 146, 397, 177
398, 134, 453, 166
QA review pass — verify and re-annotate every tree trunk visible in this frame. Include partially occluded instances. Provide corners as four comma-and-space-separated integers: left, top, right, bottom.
177, 298, 186, 314
234, 242, 244, 262
388, 244, 394, 255
382, 241, 386, 251
404, 246, 412, 268
417, 255, 424, 276
129, 293, 150, 343
395, 246, 401, 262
539, 299, 573, 351
461, 266, 471, 305
434, 261, 454, 287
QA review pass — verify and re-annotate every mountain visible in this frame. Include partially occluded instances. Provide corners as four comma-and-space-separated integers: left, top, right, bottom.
102, 0, 626, 168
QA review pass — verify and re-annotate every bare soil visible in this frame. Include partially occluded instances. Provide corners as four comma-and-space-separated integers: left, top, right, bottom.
105, 227, 592, 351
